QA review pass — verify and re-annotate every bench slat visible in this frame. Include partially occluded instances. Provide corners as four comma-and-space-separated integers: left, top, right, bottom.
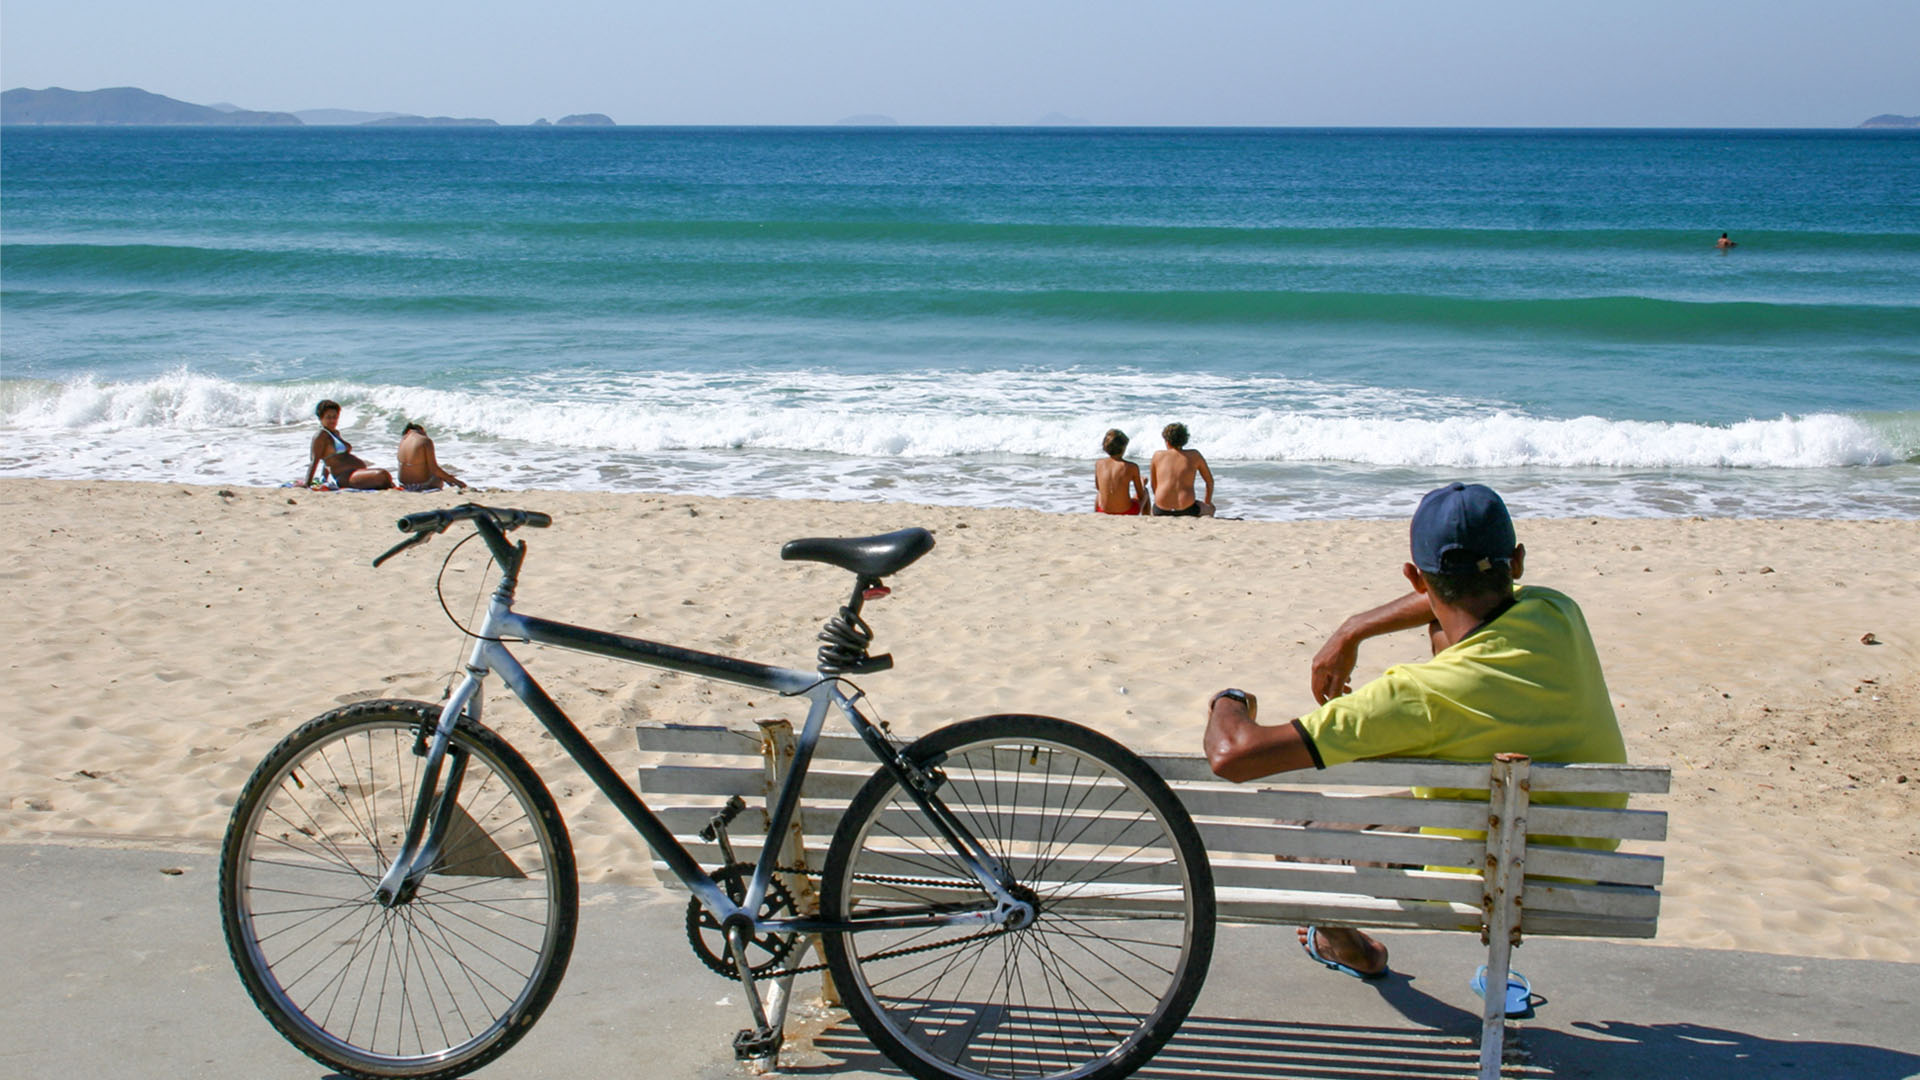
638, 762, 1666, 844
1211, 888, 1484, 932
1521, 912, 1659, 939
638, 723, 874, 761
648, 808, 1667, 892
639, 725, 1669, 793
657, 868, 1661, 940
1522, 880, 1662, 920
1142, 755, 1671, 794
1523, 845, 1665, 886
1181, 785, 1664, 842
1526, 803, 1667, 842
1198, 821, 1478, 868
642, 725, 1670, 797
635, 723, 768, 757
636, 764, 872, 801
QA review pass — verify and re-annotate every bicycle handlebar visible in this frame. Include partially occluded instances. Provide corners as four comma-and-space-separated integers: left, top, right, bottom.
396, 504, 552, 534
373, 503, 551, 568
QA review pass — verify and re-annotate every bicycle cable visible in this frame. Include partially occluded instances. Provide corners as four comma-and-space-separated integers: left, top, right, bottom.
433, 529, 528, 644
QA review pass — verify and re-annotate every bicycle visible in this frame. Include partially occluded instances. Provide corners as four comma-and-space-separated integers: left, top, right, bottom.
220, 504, 1216, 1080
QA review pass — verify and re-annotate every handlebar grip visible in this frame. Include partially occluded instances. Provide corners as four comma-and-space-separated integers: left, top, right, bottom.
396, 510, 450, 533
520, 511, 552, 529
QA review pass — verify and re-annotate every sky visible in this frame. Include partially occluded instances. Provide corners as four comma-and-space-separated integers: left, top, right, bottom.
2, 0, 1916, 127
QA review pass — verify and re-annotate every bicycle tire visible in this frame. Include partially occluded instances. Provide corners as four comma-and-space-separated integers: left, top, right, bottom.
220, 699, 577, 1080
820, 715, 1215, 1080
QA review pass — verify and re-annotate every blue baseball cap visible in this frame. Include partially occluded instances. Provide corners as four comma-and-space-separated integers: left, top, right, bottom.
1410, 483, 1516, 575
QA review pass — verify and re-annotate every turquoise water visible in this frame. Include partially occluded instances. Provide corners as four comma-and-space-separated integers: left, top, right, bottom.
3, 127, 1916, 518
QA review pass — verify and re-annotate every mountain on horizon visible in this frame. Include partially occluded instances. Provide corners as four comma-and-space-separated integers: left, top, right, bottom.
295, 107, 410, 125
0, 86, 523, 126
1, 86, 299, 125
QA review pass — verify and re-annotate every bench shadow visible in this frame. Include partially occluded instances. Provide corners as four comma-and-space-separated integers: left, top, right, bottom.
802, 1015, 1481, 1079
787, 974, 1920, 1079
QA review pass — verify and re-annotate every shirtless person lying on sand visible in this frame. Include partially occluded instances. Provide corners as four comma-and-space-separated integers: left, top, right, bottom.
1094, 428, 1146, 515
1150, 422, 1214, 517
305, 400, 394, 490
396, 423, 468, 492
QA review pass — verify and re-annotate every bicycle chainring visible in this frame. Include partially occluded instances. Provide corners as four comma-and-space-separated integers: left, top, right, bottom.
685, 863, 800, 980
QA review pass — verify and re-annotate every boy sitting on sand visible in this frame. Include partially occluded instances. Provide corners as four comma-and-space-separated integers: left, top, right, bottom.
1150, 422, 1214, 517
1094, 429, 1146, 515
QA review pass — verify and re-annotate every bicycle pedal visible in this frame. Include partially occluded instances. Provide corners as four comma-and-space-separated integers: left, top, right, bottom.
732, 1026, 781, 1061
698, 794, 748, 843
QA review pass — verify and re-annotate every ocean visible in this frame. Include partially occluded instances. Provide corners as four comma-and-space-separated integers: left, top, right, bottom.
3, 126, 1916, 520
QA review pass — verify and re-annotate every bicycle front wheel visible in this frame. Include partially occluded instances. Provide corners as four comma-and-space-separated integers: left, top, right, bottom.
821, 715, 1214, 1080
220, 699, 577, 1080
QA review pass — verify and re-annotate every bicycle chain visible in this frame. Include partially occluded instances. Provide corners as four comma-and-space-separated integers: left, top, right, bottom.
729, 866, 1013, 980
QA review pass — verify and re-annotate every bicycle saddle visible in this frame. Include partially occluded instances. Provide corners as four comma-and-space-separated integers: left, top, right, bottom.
780, 527, 934, 579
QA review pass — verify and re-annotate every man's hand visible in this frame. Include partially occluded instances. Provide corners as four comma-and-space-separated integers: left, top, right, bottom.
1310, 631, 1358, 704
1204, 687, 1317, 781
1308, 592, 1436, 704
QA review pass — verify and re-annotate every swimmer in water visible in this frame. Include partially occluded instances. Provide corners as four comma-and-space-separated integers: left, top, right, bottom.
1716, 232, 1737, 250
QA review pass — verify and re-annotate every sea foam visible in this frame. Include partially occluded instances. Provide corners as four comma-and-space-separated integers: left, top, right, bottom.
2, 370, 1906, 472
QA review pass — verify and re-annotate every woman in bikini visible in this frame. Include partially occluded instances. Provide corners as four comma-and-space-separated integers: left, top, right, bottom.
304, 399, 395, 490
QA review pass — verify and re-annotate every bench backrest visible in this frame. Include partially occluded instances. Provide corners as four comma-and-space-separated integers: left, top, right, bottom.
633, 721, 1668, 940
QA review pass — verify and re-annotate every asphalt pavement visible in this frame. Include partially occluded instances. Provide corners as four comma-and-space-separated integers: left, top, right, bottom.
4, 841, 1916, 1079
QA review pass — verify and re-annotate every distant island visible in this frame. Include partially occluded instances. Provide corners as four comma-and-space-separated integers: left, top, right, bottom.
1857, 114, 1919, 129
294, 108, 410, 125
361, 115, 499, 127
2, 86, 297, 125
2, 85, 615, 127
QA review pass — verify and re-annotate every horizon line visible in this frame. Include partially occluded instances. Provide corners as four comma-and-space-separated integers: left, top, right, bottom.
5, 121, 1910, 131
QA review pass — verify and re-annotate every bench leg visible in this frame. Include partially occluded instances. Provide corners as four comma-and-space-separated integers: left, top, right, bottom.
1479, 753, 1531, 1080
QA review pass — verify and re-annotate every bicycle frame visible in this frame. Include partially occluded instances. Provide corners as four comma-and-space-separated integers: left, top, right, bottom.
373, 517, 1030, 942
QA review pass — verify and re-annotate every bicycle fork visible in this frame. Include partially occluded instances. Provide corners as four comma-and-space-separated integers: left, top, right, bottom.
373, 671, 486, 907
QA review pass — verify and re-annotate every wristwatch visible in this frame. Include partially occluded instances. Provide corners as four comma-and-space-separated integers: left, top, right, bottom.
1210, 688, 1250, 708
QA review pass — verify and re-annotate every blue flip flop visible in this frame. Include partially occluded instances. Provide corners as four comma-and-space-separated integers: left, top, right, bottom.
1470, 965, 1533, 1017
1300, 929, 1388, 980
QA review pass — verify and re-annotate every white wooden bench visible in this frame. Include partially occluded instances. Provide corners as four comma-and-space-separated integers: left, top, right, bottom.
634, 719, 1669, 1079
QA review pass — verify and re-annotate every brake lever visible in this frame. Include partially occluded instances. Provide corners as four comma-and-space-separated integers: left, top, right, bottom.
372, 529, 436, 568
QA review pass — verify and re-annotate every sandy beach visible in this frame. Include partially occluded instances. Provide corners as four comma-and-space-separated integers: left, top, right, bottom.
2, 477, 1914, 963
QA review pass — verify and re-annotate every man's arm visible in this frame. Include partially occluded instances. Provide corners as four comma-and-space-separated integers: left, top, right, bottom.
1194, 451, 1214, 504
1128, 463, 1146, 507
1310, 591, 1433, 703
1203, 692, 1318, 782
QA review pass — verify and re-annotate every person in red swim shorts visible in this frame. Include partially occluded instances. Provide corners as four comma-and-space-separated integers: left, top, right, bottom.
1094, 428, 1146, 515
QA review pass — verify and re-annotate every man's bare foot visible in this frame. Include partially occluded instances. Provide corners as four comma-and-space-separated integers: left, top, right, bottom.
1298, 926, 1389, 979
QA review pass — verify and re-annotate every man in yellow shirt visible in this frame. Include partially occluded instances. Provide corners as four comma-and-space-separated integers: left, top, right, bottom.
1202, 482, 1627, 980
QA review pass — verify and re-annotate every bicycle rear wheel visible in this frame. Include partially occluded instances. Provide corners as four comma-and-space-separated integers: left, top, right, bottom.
220, 699, 577, 1080
820, 715, 1214, 1080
